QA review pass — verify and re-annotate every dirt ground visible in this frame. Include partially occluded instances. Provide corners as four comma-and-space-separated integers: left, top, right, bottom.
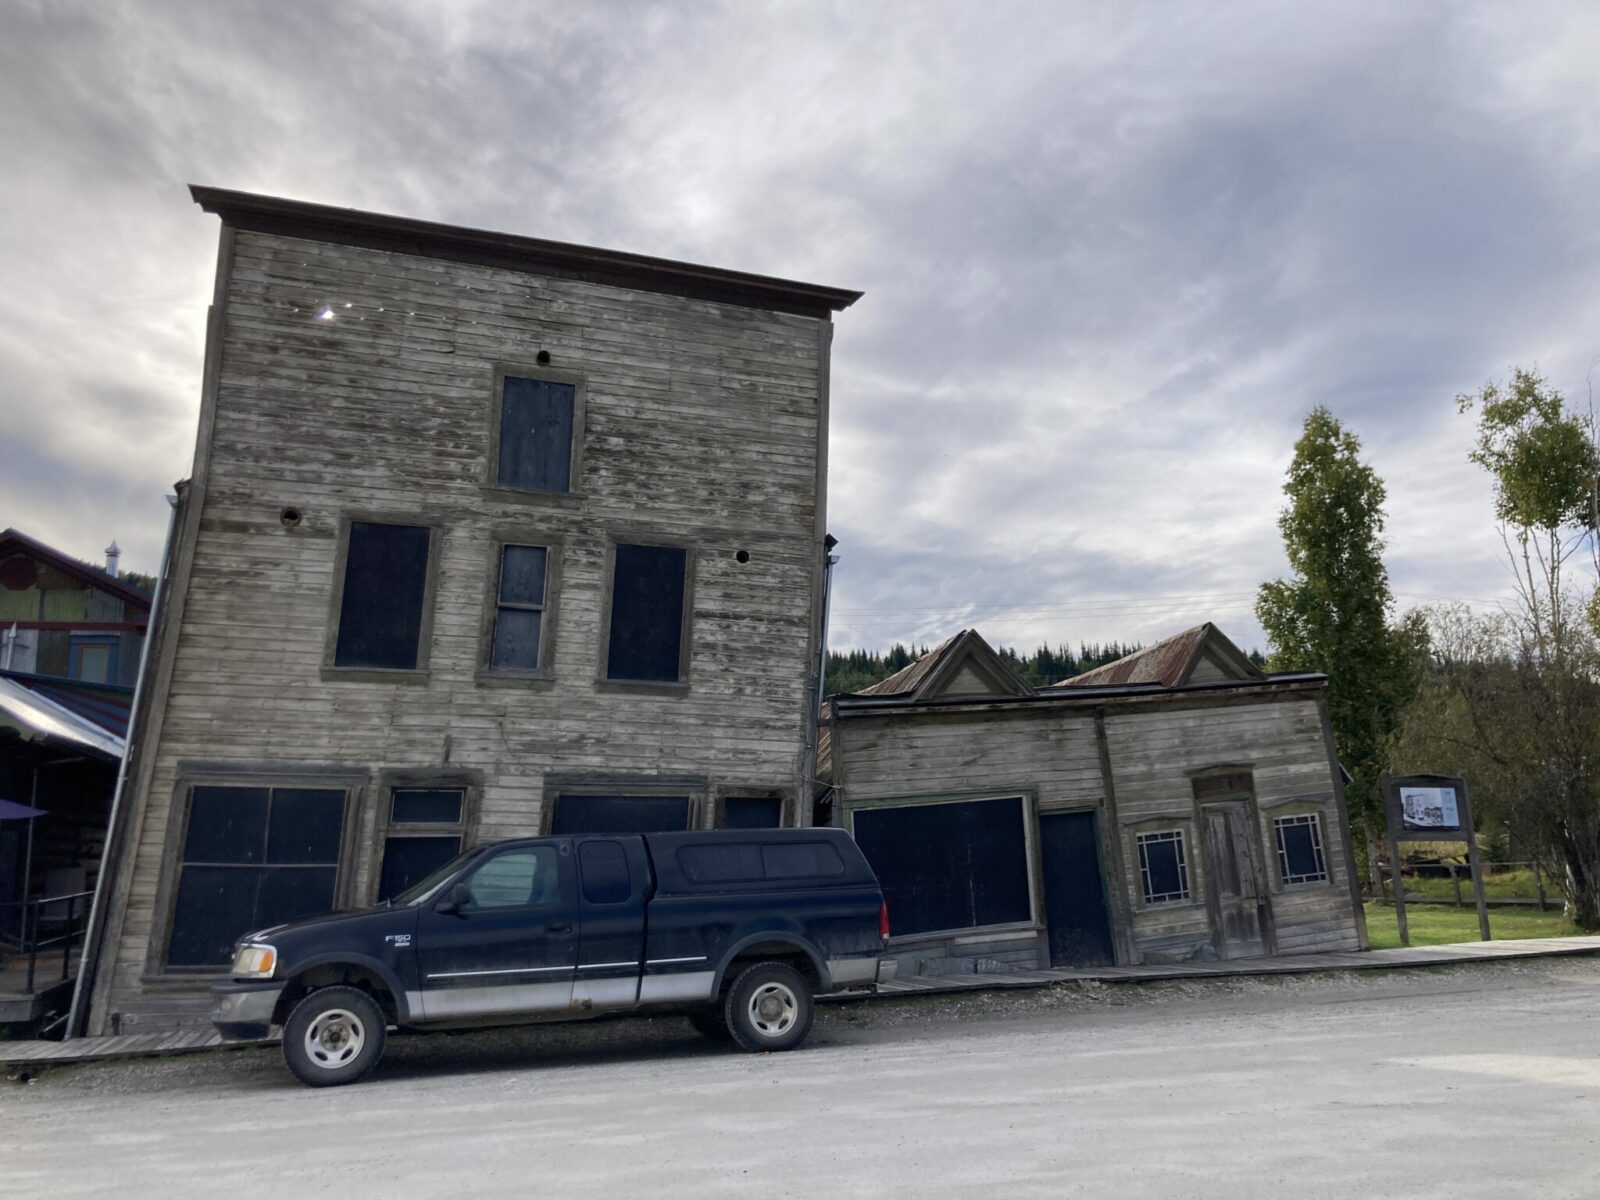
5, 957, 1599, 1198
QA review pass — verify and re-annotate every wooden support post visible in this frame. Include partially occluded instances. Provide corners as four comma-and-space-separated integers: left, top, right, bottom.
1449, 862, 1463, 907
1534, 860, 1547, 912
1465, 837, 1491, 942
1388, 836, 1409, 947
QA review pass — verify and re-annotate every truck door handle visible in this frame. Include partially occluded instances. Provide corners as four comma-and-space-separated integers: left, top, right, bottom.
546, 923, 573, 935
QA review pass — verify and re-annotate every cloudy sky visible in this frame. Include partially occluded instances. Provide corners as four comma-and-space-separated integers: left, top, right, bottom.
4, 1, 1598, 657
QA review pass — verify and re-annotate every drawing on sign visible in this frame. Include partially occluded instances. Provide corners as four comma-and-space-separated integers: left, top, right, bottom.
1400, 786, 1460, 829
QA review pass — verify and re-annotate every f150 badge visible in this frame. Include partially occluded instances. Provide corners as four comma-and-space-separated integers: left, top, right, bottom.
385, 934, 412, 947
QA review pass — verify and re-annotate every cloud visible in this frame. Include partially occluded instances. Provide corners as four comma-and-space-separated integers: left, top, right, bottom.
2, 0, 1597, 654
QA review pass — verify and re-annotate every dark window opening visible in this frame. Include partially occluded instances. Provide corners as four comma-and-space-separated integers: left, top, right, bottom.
377, 787, 468, 903
605, 543, 687, 683
1275, 813, 1329, 885
551, 794, 691, 835
490, 544, 547, 671
722, 795, 784, 829
333, 521, 431, 670
1137, 830, 1190, 904
578, 840, 633, 904
497, 376, 576, 492
852, 797, 1032, 937
168, 785, 346, 967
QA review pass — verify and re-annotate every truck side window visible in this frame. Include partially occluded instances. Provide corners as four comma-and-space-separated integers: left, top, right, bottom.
578, 840, 632, 904
464, 846, 559, 910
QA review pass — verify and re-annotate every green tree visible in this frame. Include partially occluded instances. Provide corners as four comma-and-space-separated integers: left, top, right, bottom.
1446, 368, 1600, 926
1256, 407, 1425, 866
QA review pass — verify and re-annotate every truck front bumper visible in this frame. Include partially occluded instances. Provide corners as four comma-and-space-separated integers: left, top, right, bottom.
212, 980, 285, 1041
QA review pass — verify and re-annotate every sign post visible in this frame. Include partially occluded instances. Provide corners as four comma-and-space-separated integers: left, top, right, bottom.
1380, 773, 1487, 946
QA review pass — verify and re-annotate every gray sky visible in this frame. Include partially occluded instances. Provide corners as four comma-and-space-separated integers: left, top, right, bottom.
4, 1, 1598, 657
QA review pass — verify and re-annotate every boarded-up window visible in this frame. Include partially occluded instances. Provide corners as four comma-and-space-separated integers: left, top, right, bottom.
334, 522, 431, 670
1274, 813, 1328, 885
497, 376, 576, 492
551, 793, 691, 835
722, 795, 784, 829
852, 797, 1031, 937
168, 785, 346, 966
1137, 830, 1190, 904
377, 788, 467, 903
490, 544, 547, 671
605, 543, 688, 683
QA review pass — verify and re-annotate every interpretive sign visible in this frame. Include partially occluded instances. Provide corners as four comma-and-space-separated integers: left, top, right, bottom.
1380, 773, 1487, 945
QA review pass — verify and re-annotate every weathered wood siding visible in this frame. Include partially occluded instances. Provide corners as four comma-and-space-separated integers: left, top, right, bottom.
94, 229, 830, 1031
832, 689, 1363, 978
1104, 696, 1361, 960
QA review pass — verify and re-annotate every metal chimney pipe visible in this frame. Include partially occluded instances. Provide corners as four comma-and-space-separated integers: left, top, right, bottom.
104, 540, 121, 577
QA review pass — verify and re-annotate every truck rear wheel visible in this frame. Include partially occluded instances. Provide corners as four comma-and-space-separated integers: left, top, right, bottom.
723, 961, 813, 1053
282, 985, 387, 1087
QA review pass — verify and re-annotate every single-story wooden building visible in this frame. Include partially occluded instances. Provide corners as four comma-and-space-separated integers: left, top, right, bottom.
818, 625, 1367, 978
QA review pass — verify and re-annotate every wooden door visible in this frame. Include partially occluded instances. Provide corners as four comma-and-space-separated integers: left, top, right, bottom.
1201, 801, 1266, 959
1039, 811, 1116, 968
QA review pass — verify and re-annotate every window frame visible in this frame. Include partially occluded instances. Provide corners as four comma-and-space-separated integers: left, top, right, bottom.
321, 512, 443, 685
146, 763, 367, 980
1135, 828, 1193, 907
844, 789, 1040, 941
483, 363, 587, 503
712, 788, 792, 830
370, 768, 482, 905
596, 534, 696, 692
1272, 809, 1332, 888
476, 532, 563, 685
68, 633, 119, 683
541, 775, 708, 835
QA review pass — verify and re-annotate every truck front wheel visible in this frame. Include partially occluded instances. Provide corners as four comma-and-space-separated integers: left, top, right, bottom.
282, 985, 387, 1087
723, 961, 813, 1053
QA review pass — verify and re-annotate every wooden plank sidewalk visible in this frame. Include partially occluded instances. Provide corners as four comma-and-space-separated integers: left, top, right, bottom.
6, 935, 1600, 1068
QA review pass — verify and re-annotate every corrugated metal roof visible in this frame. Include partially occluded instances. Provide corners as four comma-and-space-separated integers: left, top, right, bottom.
0, 676, 125, 759
1056, 625, 1211, 688
1, 673, 134, 738
857, 632, 965, 696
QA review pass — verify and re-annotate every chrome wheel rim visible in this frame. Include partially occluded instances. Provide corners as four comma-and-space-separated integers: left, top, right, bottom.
747, 982, 799, 1037
304, 1008, 366, 1070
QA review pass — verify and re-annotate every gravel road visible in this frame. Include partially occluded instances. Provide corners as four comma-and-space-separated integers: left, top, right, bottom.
5, 957, 1599, 1198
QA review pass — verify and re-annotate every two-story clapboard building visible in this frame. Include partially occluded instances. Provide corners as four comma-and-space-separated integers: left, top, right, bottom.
79, 187, 858, 1035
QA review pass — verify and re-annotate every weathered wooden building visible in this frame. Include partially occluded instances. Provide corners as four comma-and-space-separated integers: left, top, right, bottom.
820, 625, 1366, 978
80, 187, 858, 1034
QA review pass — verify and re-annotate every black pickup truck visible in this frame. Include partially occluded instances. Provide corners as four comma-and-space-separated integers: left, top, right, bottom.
213, 827, 893, 1086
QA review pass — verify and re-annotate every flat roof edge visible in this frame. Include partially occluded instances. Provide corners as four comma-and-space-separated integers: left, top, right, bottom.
190, 185, 863, 319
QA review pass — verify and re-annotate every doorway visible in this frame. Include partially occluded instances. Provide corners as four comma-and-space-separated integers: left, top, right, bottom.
1038, 810, 1115, 967
1200, 800, 1267, 959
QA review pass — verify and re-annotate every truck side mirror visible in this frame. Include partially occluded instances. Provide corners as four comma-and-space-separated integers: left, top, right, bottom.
436, 881, 473, 916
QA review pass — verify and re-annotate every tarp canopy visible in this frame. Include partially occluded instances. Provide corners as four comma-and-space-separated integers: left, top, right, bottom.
0, 798, 46, 821
0, 676, 125, 761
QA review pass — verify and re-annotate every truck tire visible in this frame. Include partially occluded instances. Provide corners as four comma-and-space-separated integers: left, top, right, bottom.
282, 985, 387, 1088
723, 961, 813, 1053
687, 1007, 733, 1041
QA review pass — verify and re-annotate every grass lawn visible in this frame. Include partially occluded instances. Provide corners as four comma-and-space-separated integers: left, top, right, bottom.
1387, 866, 1549, 903
1363, 901, 1582, 950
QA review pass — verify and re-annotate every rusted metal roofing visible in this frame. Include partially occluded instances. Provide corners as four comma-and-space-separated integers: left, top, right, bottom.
857, 632, 965, 697
1057, 625, 1210, 688
1054, 622, 1262, 688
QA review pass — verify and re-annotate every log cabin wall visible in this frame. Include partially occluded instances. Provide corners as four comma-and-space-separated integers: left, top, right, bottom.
89, 202, 851, 1034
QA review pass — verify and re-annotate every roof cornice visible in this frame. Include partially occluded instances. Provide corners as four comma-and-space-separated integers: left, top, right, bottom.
190, 185, 863, 320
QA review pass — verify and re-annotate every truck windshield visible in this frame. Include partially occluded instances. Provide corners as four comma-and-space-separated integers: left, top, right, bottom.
390, 847, 487, 906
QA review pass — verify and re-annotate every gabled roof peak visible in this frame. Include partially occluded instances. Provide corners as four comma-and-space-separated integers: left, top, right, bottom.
1054, 622, 1261, 689
851, 629, 1034, 702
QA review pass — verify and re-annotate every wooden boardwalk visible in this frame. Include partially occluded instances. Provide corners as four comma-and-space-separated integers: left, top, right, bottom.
6, 935, 1599, 1067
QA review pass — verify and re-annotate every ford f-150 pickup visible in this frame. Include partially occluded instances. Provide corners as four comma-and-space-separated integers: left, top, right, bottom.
213, 827, 893, 1086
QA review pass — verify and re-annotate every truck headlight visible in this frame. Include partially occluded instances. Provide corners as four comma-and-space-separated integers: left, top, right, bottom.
232, 943, 277, 979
